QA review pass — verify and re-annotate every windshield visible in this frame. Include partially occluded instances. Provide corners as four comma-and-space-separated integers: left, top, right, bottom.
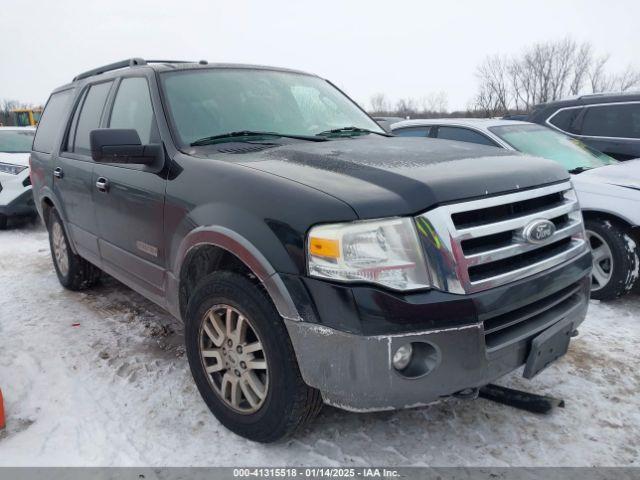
160, 68, 385, 146
489, 123, 617, 171
0, 130, 35, 153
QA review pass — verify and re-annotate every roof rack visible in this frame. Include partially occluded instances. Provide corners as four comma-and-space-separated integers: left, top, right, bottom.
578, 90, 640, 100
72, 58, 203, 82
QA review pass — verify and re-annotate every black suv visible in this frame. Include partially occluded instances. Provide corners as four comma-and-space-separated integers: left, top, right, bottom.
31, 59, 592, 442
528, 93, 640, 161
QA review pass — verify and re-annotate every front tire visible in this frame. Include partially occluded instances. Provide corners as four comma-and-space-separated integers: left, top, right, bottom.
48, 209, 101, 290
586, 218, 639, 301
185, 271, 323, 443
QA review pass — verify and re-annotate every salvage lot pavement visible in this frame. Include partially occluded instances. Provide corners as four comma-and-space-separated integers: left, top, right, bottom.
0, 221, 638, 466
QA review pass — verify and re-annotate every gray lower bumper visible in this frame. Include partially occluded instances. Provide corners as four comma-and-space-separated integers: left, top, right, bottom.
285, 283, 588, 412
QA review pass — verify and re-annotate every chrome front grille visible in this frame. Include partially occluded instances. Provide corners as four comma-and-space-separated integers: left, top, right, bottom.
416, 181, 589, 294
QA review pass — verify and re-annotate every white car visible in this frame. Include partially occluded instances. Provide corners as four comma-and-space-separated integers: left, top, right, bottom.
0, 126, 36, 229
391, 118, 640, 301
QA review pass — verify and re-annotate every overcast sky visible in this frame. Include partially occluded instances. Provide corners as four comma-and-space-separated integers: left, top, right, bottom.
2, 0, 639, 110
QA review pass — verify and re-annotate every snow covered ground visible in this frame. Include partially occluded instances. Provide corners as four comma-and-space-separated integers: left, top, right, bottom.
0, 221, 638, 467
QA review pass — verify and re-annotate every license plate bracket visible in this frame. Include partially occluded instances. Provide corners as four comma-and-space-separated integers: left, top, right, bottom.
523, 318, 574, 379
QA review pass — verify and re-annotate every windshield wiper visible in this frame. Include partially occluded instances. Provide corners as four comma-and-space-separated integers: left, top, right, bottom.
316, 126, 392, 138
568, 166, 593, 174
191, 130, 327, 146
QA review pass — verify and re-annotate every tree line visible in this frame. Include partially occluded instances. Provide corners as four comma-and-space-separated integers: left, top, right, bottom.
369, 37, 640, 119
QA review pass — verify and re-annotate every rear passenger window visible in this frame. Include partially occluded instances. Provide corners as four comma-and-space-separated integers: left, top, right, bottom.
548, 108, 582, 133
109, 77, 156, 144
69, 81, 113, 156
437, 126, 497, 146
581, 103, 640, 139
394, 126, 431, 137
33, 90, 73, 154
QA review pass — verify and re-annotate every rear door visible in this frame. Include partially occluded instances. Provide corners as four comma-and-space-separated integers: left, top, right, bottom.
54, 80, 114, 265
92, 74, 168, 303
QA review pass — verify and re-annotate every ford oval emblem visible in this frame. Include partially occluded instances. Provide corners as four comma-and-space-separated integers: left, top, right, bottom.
523, 219, 556, 244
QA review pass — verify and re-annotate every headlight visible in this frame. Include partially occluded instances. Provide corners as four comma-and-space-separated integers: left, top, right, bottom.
307, 217, 430, 291
0, 162, 27, 175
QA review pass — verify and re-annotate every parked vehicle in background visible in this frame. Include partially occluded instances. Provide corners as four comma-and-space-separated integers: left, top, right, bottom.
527, 92, 640, 161
501, 113, 528, 121
392, 118, 640, 300
0, 127, 36, 229
372, 116, 406, 132
31, 59, 591, 442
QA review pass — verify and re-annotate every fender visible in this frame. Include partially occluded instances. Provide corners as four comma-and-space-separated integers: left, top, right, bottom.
36, 186, 81, 255
167, 225, 302, 323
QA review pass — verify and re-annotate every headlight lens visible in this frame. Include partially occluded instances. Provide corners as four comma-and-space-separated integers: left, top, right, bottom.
307, 217, 430, 290
0, 162, 27, 175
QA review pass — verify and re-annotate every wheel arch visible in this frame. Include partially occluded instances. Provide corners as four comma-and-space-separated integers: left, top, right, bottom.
172, 226, 302, 323
582, 209, 634, 230
38, 189, 80, 255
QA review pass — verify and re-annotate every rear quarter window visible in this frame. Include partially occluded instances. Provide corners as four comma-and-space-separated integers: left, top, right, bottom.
548, 108, 582, 133
33, 90, 74, 154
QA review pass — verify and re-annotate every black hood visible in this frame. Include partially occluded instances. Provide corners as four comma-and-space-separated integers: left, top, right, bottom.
231, 137, 569, 218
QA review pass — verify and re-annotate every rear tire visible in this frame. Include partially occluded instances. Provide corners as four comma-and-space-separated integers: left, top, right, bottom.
48, 209, 101, 290
586, 218, 638, 301
185, 271, 323, 443
0, 214, 7, 230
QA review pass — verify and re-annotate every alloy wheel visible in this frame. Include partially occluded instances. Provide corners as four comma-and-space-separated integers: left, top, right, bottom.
199, 304, 269, 414
587, 229, 614, 292
51, 221, 69, 277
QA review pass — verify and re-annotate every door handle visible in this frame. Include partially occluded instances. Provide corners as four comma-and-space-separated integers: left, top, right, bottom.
95, 177, 110, 193
53, 167, 63, 179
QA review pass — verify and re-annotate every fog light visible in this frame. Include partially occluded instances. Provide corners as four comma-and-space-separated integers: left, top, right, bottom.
392, 344, 413, 371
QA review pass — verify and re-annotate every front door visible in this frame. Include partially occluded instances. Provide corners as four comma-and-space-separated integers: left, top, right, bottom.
92, 76, 168, 304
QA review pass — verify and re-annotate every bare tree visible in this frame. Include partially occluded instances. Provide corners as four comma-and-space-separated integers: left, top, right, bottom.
369, 93, 390, 114
476, 55, 510, 114
569, 43, 592, 95
420, 91, 448, 114
588, 54, 615, 93
395, 98, 418, 118
615, 65, 640, 91
472, 37, 640, 113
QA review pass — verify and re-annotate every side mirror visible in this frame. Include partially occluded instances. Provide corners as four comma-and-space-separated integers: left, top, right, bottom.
90, 129, 162, 166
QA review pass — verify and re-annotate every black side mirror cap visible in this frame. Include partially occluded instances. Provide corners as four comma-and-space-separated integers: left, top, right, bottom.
90, 129, 161, 166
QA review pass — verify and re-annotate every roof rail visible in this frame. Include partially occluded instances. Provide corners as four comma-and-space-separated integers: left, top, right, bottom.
73, 58, 202, 82
73, 58, 147, 81
578, 90, 640, 100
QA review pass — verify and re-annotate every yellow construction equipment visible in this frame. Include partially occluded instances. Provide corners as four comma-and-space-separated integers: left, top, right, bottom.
11, 108, 43, 127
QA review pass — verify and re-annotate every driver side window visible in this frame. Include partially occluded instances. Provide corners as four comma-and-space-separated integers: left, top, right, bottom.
109, 77, 157, 144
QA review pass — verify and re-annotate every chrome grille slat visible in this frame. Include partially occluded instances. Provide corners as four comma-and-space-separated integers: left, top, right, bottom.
416, 181, 589, 294
469, 240, 586, 288
455, 199, 579, 239
464, 219, 583, 266
444, 182, 570, 213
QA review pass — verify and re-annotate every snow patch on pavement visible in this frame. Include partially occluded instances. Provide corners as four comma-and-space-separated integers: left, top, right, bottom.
0, 222, 639, 466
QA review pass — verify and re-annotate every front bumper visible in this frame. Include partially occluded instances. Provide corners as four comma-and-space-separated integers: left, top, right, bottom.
284, 250, 591, 411
0, 170, 35, 216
